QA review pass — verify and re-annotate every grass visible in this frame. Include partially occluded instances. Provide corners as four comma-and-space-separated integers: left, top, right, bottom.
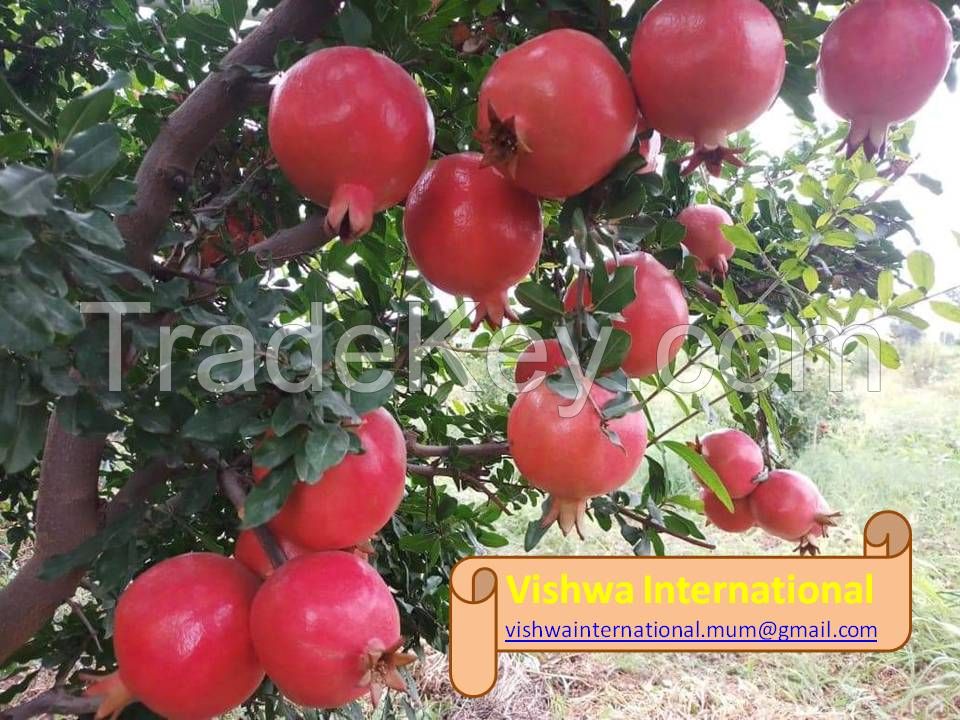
419, 347, 960, 719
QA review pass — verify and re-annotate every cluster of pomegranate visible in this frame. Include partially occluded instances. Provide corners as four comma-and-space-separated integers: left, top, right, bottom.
85, 409, 410, 718
692, 429, 840, 555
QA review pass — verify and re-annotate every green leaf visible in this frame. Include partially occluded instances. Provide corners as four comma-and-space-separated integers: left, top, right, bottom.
348, 369, 396, 414
857, 335, 901, 369
243, 463, 297, 528
63, 209, 125, 249
524, 518, 550, 551
821, 230, 857, 248
0, 130, 32, 161
516, 281, 564, 318
802, 265, 819, 292
740, 183, 756, 225
4, 404, 48, 473
596, 328, 632, 373
478, 531, 509, 548
889, 288, 925, 310
0, 219, 35, 263
758, 393, 783, 453
338, 3, 372, 46
720, 225, 761, 254
661, 440, 732, 512
218, 0, 247, 30
847, 214, 876, 235
170, 12, 233, 47
0, 72, 55, 139
0, 359, 20, 440
93, 178, 137, 212
296, 425, 350, 484
253, 433, 300, 471
58, 72, 130, 141
594, 266, 636, 314
877, 270, 893, 306
0, 164, 56, 217
58, 123, 121, 178
931, 301, 960, 323
906, 250, 935, 291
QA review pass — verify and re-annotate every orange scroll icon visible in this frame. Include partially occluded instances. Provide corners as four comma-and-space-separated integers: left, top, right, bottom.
449, 511, 912, 697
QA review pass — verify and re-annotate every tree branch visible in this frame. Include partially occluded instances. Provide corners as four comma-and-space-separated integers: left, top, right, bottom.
405, 435, 510, 460
248, 212, 333, 263
219, 468, 287, 569
0, 688, 99, 720
118, 0, 337, 272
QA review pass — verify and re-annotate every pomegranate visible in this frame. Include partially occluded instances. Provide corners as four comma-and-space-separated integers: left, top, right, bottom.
514, 338, 568, 388
817, 0, 951, 159
266, 408, 407, 551
250, 552, 413, 708
268, 47, 434, 241
748, 469, 840, 554
692, 429, 764, 500
630, 0, 785, 176
403, 153, 543, 329
507, 381, 648, 536
563, 252, 689, 378
701, 489, 754, 533
476, 29, 638, 198
637, 127, 662, 175
234, 529, 306, 579
677, 204, 736, 278
84, 554, 263, 720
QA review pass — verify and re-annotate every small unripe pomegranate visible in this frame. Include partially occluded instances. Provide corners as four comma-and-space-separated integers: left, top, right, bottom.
234, 529, 306, 579
403, 153, 543, 329
563, 252, 689, 378
476, 29, 638, 198
269, 47, 434, 241
677, 205, 736, 278
631, 0, 785, 176
250, 552, 413, 708
748, 469, 840, 554
508, 382, 648, 536
693, 429, 764, 500
817, 0, 952, 159
266, 408, 407, 551
84, 554, 263, 720
514, 338, 568, 388
701, 489, 754, 533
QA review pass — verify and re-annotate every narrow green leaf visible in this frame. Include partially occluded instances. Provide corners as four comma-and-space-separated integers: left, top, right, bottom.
516, 281, 564, 318
58, 72, 130, 141
593, 266, 636, 314
758, 393, 783, 453
296, 425, 350, 484
242, 463, 297, 528
802, 265, 819, 292
58, 123, 121, 178
0, 164, 55, 217
720, 225, 761, 254
63, 209, 125, 249
596, 328, 632, 373
660, 440, 733, 511
857, 335, 901, 369
338, 3, 372, 45
877, 270, 893, 306
906, 250, 935, 291
931, 301, 960, 323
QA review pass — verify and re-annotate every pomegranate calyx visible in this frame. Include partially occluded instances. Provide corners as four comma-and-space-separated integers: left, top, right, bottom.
814, 511, 842, 537
471, 290, 519, 331
752, 468, 771, 485
687, 436, 703, 455
541, 496, 588, 539
795, 537, 822, 557
80, 671, 135, 720
325, 184, 375, 243
680, 146, 746, 177
475, 103, 531, 180
362, 640, 417, 707
843, 118, 888, 160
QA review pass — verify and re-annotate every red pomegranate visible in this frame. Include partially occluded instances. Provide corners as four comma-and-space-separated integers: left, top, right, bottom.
748, 469, 840, 554
630, 0, 785, 176
84, 554, 263, 720
476, 29, 638, 198
403, 153, 543, 329
677, 204, 736, 278
266, 408, 407, 551
701, 489, 754, 533
250, 552, 413, 708
514, 338, 568, 388
563, 252, 689, 378
234, 529, 306, 579
268, 47, 434, 241
693, 429, 764, 500
817, 0, 951, 159
508, 381, 648, 536
637, 127, 662, 175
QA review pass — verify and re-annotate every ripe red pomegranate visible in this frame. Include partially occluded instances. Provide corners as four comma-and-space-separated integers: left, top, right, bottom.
701, 489, 754, 533
817, 0, 951, 159
269, 47, 434, 241
563, 252, 689, 378
677, 204, 736, 278
250, 552, 413, 708
692, 429, 764, 500
748, 469, 840, 554
630, 0, 785, 176
266, 408, 407, 551
514, 338, 568, 388
637, 127, 662, 175
508, 381, 648, 536
84, 554, 263, 720
476, 29, 638, 198
234, 529, 306, 579
403, 153, 543, 329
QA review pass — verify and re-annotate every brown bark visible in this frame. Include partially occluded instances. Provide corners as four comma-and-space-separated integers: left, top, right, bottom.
0, 0, 337, 668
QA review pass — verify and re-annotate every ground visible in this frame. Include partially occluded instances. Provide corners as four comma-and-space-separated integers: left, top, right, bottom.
419, 343, 960, 719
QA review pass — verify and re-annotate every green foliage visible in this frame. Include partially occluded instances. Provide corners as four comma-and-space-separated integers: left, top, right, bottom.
0, 0, 957, 717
